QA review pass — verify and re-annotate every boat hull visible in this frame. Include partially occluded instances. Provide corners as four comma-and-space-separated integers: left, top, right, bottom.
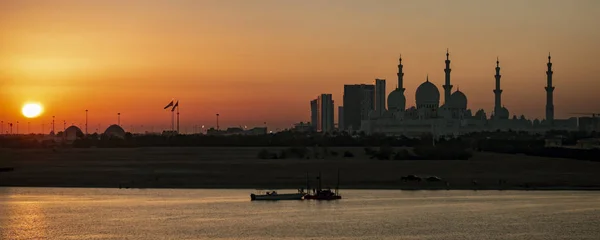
250, 193, 305, 201
304, 195, 342, 200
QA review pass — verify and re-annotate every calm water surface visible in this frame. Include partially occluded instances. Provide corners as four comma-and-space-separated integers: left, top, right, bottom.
1, 188, 599, 240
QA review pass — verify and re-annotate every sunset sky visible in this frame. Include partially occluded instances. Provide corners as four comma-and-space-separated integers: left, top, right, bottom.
1, 0, 599, 133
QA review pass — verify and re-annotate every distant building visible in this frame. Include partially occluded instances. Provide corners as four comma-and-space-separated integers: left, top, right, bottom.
374, 79, 386, 117
545, 137, 563, 147
317, 94, 334, 132
338, 106, 344, 130
64, 126, 84, 143
292, 122, 313, 132
104, 124, 126, 138
310, 99, 318, 130
576, 138, 600, 149
343, 84, 374, 131
206, 126, 267, 136
361, 52, 577, 136
578, 117, 600, 133
246, 127, 267, 135
162, 130, 178, 136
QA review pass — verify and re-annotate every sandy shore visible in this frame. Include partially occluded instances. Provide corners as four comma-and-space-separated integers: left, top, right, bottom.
1, 147, 600, 190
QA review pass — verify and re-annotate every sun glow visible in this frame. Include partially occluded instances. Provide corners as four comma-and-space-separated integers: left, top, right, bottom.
22, 103, 44, 118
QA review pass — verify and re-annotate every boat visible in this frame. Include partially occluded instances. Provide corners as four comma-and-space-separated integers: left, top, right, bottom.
250, 190, 305, 201
304, 170, 342, 200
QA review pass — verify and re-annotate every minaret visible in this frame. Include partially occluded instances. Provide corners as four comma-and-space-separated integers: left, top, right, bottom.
443, 49, 453, 105
397, 54, 405, 93
493, 57, 502, 120
545, 53, 555, 125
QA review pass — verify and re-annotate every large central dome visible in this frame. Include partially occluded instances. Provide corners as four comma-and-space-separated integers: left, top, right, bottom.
387, 89, 406, 111
415, 77, 440, 108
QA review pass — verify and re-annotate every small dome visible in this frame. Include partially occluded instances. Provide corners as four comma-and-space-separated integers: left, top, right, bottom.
104, 124, 126, 138
465, 109, 473, 117
415, 78, 440, 107
475, 109, 487, 120
65, 126, 84, 141
387, 89, 406, 111
449, 90, 467, 109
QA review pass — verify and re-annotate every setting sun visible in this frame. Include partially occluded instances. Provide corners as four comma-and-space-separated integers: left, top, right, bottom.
22, 103, 43, 118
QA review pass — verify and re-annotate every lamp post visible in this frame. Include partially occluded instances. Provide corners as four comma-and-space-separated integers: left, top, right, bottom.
85, 109, 88, 135
52, 116, 55, 134
216, 113, 220, 131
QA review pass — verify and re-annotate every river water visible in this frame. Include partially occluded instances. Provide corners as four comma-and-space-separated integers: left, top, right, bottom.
1, 188, 599, 239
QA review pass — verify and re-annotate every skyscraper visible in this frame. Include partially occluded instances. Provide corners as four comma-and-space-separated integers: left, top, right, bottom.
316, 94, 334, 132
310, 99, 318, 130
338, 106, 344, 130
343, 84, 374, 131
374, 79, 386, 117
317, 94, 334, 132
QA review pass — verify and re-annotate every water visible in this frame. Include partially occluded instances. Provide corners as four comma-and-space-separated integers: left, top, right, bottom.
1, 188, 599, 240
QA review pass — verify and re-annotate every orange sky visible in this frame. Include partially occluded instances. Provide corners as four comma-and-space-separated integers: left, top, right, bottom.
1, 0, 599, 133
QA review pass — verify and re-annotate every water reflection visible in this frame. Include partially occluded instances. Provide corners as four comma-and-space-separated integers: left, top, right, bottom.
2, 198, 48, 239
0, 188, 599, 240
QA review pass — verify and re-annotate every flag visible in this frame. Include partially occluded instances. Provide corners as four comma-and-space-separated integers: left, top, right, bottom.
171, 101, 179, 112
164, 100, 174, 109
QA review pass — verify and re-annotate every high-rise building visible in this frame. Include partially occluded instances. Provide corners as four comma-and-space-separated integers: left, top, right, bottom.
343, 84, 374, 131
317, 94, 334, 132
310, 99, 318, 129
338, 106, 344, 130
374, 79, 386, 117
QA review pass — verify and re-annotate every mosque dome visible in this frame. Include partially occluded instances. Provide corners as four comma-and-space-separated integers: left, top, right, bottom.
497, 107, 510, 119
449, 90, 467, 109
415, 77, 440, 107
387, 89, 406, 111
104, 124, 126, 138
65, 126, 84, 141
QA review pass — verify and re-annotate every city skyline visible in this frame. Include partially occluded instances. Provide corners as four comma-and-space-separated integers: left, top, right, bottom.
1, 0, 600, 130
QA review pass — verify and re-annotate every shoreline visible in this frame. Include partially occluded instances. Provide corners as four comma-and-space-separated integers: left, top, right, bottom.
2, 147, 600, 193
2, 183, 600, 191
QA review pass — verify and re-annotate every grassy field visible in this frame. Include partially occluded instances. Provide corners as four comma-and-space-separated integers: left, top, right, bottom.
1, 147, 600, 190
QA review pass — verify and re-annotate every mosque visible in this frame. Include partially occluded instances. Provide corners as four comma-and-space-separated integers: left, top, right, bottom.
360, 51, 578, 136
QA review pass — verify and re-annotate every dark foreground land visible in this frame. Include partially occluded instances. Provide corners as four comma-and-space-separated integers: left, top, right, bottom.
1, 147, 600, 190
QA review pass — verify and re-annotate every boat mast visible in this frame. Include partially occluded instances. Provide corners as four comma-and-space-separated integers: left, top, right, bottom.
318, 171, 322, 191
335, 169, 340, 196
306, 172, 310, 193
